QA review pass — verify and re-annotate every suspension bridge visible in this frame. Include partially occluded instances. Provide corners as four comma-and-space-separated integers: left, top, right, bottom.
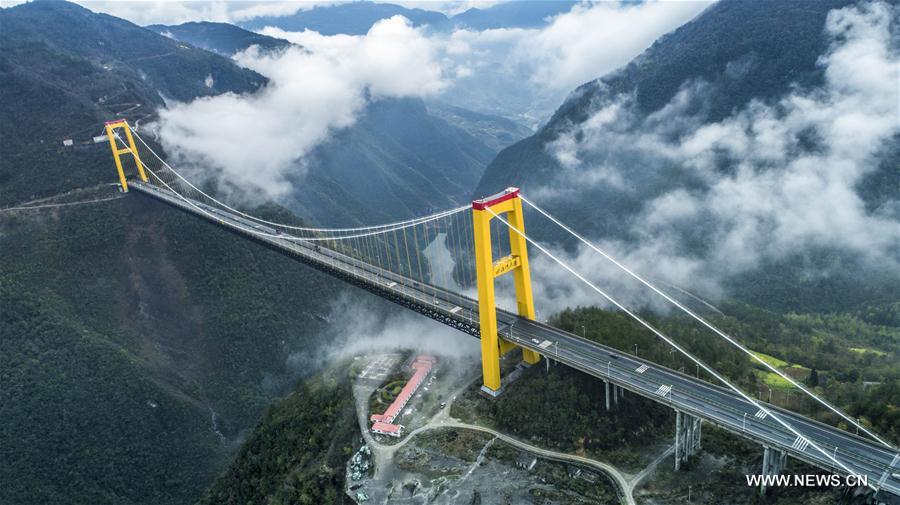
104, 119, 900, 502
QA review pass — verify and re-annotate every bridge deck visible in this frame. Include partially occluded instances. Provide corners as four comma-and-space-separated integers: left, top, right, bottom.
131, 181, 899, 497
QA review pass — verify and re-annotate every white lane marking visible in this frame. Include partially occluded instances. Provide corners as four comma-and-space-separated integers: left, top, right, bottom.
655, 384, 672, 396
791, 436, 809, 451
449, 306, 462, 314
754, 410, 767, 419
635, 364, 649, 373
877, 453, 900, 487
538, 340, 553, 349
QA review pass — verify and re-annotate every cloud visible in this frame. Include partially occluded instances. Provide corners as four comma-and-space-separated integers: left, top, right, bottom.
144, 1, 713, 204
152, 15, 449, 200
533, 1, 899, 303
434, 1, 713, 124
316, 292, 480, 363
63, 1, 336, 26
520, 0, 713, 91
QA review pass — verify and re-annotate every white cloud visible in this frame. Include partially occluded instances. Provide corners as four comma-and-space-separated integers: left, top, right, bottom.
153, 15, 449, 199
65, 1, 336, 26
535, 1, 900, 302
520, 1, 713, 90
433, 1, 713, 124
320, 292, 479, 362
141, 1, 715, 203
260, 22, 448, 98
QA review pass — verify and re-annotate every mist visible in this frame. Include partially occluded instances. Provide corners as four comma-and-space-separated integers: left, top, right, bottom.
526, 1, 899, 307
151, 15, 449, 201
148, 1, 711, 202
312, 293, 480, 366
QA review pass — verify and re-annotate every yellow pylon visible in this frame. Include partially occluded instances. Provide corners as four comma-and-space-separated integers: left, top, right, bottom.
472, 187, 540, 396
105, 119, 146, 192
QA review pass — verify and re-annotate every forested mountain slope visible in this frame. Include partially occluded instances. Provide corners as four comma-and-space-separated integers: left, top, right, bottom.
474, 0, 899, 313
0, 3, 346, 504
139, 20, 510, 226
288, 97, 496, 226
0, 0, 264, 206
147, 21, 292, 56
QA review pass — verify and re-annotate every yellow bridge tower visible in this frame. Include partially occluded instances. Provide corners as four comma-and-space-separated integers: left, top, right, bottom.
472, 188, 540, 396
104, 119, 147, 192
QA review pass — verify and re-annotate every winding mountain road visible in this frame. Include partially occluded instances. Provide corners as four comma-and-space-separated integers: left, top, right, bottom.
354, 371, 673, 505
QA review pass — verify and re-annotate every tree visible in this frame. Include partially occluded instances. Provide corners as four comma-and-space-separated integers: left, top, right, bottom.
808, 368, 819, 388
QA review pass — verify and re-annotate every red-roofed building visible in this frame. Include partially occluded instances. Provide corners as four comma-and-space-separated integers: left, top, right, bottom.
370, 355, 436, 437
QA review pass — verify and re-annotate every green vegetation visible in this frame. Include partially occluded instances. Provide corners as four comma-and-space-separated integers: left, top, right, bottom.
751, 351, 789, 368
1, 279, 225, 505
0, 4, 350, 503
146, 21, 291, 57
453, 361, 673, 472
0, 190, 341, 504
849, 347, 888, 357
550, 305, 900, 445
0, 1, 264, 207
199, 365, 359, 505
410, 428, 495, 462
754, 370, 795, 391
369, 371, 410, 415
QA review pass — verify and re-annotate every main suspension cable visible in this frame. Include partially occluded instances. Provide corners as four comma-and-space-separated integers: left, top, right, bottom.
140, 159, 464, 242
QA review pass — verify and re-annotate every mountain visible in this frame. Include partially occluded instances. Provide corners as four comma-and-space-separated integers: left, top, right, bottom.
140, 20, 512, 226
451, 0, 576, 30
0, 3, 347, 504
240, 1, 449, 35
237, 0, 574, 37
0, 0, 265, 206
426, 101, 534, 153
198, 363, 358, 505
147, 21, 292, 56
288, 97, 496, 226
474, 0, 899, 312
1, 191, 342, 505
477, 0, 859, 196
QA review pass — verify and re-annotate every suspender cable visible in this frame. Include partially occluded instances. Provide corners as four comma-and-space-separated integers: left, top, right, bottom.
392, 227, 403, 277
402, 227, 413, 280
412, 222, 425, 287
